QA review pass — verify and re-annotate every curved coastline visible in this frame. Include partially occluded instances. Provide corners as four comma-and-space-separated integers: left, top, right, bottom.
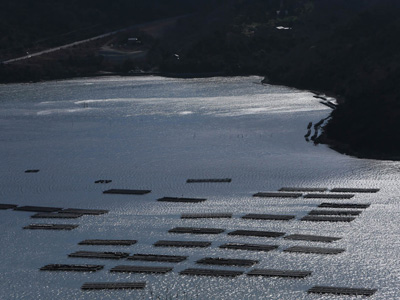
1, 70, 397, 161
264, 76, 400, 162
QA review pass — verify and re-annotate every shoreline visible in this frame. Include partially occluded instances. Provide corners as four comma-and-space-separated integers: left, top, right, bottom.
316, 132, 400, 162
0, 71, 232, 85
1, 71, 397, 161
266, 77, 400, 162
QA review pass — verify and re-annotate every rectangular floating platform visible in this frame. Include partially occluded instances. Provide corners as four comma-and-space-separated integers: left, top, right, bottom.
168, 227, 225, 235
253, 192, 302, 198
318, 203, 370, 209
154, 240, 211, 248
228, 230, 285, 238
128, 254, 188, 263
330, 188, 380, 193
68, 251, 130, 259
78, 239, 137, 246
179, 268, 243, 277
301, 216, 356, 222
284, 234, 341, 243
25, 169, 39, 173
0, 204, 18, 210
279, 187, 327, 192
196, 257, 258, 267
304, 193, 354, 199
81, 282, 146, 290
219, 243, 279, 252
308, 210, 362, 216
40, 264, 104, 272
95, 180, 112, 184
15, 206, 63, 213
186, 178, 232, 183
110, 265, 173, 274
308, 286, 377, 296
31, 213, 84, 219
284, 246, 345, 255
181, 213, 232, 219
23, 224, 78, 230
157, 197, 207, 203
247, 269, 312, 278
61, 208, 109, 215
103, 189, 151, 195
242, 214, 295, 221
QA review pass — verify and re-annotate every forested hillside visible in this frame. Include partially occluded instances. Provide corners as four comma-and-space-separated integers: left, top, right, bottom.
0, 0, 215, 60
1, 0, 399, 159
151, 0, 400, 159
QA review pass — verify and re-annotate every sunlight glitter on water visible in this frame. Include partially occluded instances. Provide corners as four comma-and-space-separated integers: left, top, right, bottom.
0, 76, 399, 299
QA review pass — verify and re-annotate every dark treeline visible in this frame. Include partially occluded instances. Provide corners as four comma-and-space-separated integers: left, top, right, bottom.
0, 0, 218, 59
269, 0, 400, 159
1, 0, 399, 158
148, 0, 311, 74
150, 0, 400, 159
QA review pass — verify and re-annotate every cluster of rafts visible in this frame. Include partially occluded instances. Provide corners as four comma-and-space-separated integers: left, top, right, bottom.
0, 172, 380, 297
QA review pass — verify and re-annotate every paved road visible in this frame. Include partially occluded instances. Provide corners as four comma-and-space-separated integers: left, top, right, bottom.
2, 31, 119, 64
1, 15, 189, 65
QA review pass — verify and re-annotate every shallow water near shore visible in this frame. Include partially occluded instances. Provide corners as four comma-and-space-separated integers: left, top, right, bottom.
1, 76, 399, 299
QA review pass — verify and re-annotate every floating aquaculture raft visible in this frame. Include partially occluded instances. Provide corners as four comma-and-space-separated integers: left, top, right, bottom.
301, 216, 356, 222
110, 266, 173, 274
179, 268, 243, 277
242, 214, 295, 221
308, 210, 362, 216
81, 282, 146, 290
219, 243, 279, 252
196, 257, 258, 267
68, 251, 130, 259
23, 224, 78, 230
78, 239, 137, 246
0, 204, 18, 210
304, 194, 354, 199
247, 269, 312, 278
158, 197, 207, 203
228, 230, 285, 238
318, 203, 370, 209
128, 254, 188, 263
103, 189, 151, 195
15, 206, 63, 212
181, 213, 232, 219
154, 240, 211, 248
284, 246, 345, 255
279, 187, 327, 192
168, 227, 225, 234
31, 213, 84, 219
284, 234, 341, 243
61, 208, 109, 215
330, 188, 379, 193
307, 286, 377, 296
40, 264, 104, 272
253, 192, 302, 198
186, 178, 231, 183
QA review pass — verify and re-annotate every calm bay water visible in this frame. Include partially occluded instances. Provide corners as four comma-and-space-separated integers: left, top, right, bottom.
0, 76, 399, 299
